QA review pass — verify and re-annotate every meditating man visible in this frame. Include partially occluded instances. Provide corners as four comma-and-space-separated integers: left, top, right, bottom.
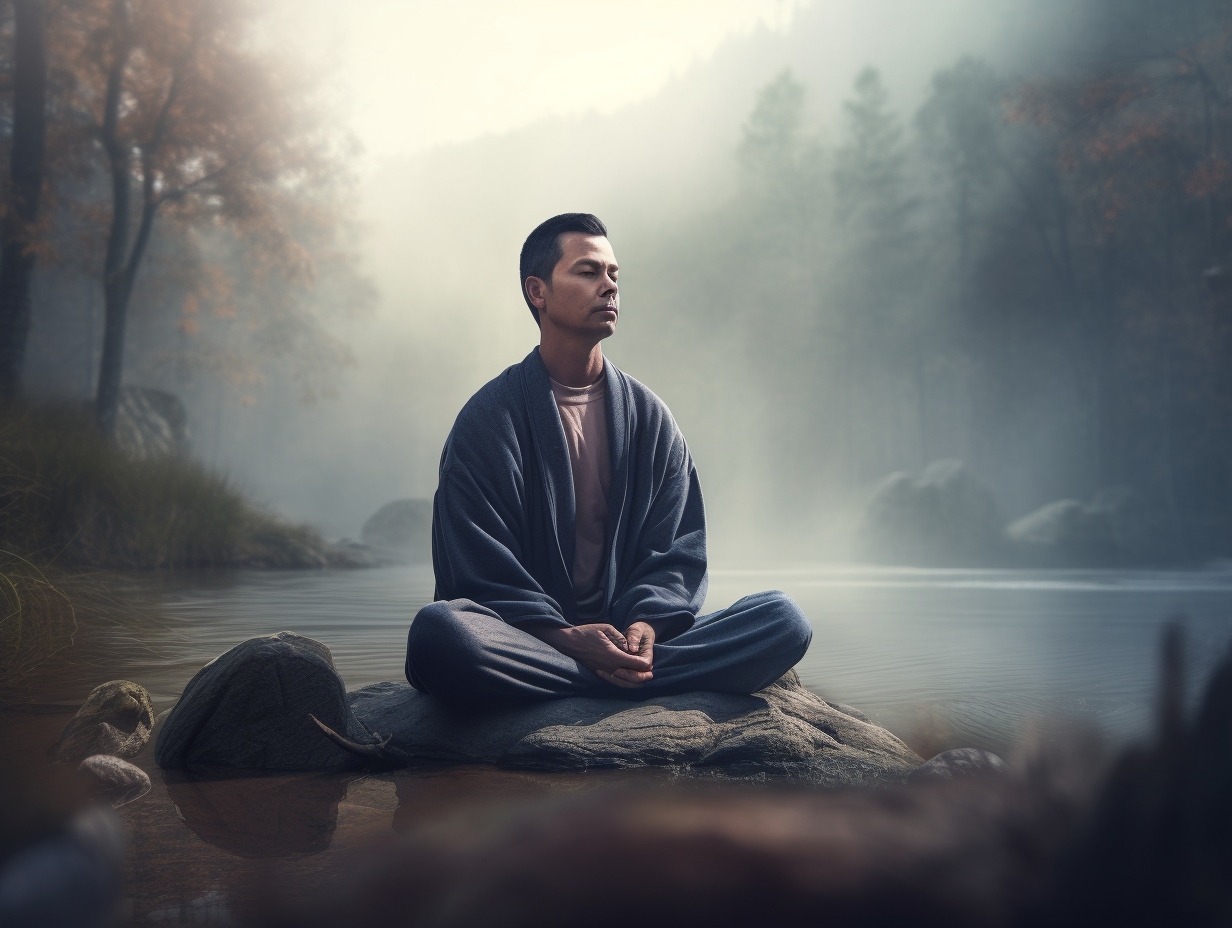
404, 213, 812, 707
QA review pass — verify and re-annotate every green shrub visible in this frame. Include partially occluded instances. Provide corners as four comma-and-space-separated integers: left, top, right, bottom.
0, 402, 329, 569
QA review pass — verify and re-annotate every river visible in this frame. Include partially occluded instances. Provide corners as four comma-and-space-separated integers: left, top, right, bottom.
125, 562, 1232, 755
8, 562, 1232, 924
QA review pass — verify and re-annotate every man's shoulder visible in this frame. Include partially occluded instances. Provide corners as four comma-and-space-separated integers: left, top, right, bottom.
613, 365, 682, 439
454, 361, 525, 429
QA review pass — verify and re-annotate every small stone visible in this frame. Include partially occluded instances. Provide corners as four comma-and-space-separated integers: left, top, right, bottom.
79, 755, 151, 808
909, 747, 1009, 783
51, 681, 154, 763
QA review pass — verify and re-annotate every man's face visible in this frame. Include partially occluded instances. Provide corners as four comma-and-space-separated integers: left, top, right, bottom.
528, 233, 619, 341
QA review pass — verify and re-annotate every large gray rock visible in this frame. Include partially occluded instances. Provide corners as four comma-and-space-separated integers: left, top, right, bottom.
158, 633, 922, 783
155, 631, 381, 773
51, 681, 154, 763
114, 386, 189, 459
855, 459, 1006, 566
349, 674, 919, 783
1007, 486, 1167, 566
360, 499, 432, 561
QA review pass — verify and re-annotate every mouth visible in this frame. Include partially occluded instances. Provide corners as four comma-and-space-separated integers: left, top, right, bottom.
595, 302, 619, 316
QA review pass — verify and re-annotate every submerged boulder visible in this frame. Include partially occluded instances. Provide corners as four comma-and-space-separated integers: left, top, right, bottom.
360, 499, 432, 562
51, 681, 155, 763
855, 459, 1006, 566
908, 747, 1009, 783
164, 772, 350, 858
155, 631, 382, 773
158, 633, 921, 783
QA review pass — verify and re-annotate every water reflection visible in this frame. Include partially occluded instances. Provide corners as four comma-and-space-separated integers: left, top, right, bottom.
165, 771, 356, 858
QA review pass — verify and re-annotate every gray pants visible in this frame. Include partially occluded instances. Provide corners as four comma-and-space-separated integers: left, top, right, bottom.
404, 590, 812, 708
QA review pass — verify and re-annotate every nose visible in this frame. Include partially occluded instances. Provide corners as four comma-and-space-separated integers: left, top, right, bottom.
602, 272, 617, 295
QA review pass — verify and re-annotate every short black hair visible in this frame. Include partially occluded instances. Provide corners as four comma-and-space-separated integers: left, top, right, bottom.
519, 213, 609, 325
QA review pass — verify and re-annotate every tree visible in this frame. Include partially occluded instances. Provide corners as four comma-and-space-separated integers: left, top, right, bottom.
835, 67, 916, 249
833, 67, 925, 472
916, 58, 1004, 268
47, 0, 356, 434
0, 0, 48, 398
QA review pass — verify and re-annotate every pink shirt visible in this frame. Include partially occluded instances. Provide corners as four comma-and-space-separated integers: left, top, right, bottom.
549, 373, 611, 618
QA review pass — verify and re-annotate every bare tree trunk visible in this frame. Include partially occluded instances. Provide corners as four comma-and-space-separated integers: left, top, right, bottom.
94, 0, 177, 436
0, 0, 48, 398
93, 0, 132, 435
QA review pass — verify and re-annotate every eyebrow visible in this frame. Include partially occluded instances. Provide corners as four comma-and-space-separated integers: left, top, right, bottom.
571, 258, 619, 272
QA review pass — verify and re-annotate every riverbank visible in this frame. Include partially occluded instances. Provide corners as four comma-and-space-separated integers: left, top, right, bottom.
0, 402, 355, 571
0, 401, 367, 694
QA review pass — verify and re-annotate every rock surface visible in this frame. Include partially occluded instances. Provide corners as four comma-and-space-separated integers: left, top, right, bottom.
155, 632, 381, 773
114, 386, 190, 459
360, 498, 432, 562
51, 680, 155, 763
908, 747, 1009, 783
78, 755, 152, 808
156, 632, 922, 783
350, 674, 920, 783
855, 459, 1006, 566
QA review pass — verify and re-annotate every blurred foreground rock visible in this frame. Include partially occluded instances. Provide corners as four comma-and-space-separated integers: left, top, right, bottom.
0, 804, 124, 928
51, 680, 154, 763
360, 498, 433, 562
156, 631, 922, 783
855, 459, 1006, 566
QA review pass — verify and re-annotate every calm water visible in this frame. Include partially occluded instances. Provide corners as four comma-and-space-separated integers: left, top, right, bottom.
124, 563, 1232, 752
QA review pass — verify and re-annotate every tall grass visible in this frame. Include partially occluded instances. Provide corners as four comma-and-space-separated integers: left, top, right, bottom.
0, 551, 77, 692
0, 402, 348, 688
0, 402, 333, 569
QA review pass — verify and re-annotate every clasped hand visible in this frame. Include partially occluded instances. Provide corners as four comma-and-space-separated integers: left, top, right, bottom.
534, 621, 655, 688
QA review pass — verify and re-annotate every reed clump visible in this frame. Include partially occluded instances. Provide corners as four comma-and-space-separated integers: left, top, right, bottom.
0, 551, 78, 692
0, 402, 334, 569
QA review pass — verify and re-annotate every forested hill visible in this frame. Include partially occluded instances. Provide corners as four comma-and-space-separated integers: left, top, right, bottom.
23, 0, 1232, 565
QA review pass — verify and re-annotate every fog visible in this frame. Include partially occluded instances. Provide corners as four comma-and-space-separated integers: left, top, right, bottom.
24, 0, 1232, 565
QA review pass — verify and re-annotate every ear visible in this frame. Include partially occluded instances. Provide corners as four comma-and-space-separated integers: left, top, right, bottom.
525, 275, 550, 311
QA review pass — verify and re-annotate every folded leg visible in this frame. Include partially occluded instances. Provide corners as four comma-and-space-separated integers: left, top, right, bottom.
641, 589, 812, 696
405, 599, 603, 707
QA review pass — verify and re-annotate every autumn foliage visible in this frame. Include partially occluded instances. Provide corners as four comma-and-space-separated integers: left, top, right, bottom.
1, 0, 365, 427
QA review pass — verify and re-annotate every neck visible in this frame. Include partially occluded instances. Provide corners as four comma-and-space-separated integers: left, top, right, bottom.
539, 333, 604, 387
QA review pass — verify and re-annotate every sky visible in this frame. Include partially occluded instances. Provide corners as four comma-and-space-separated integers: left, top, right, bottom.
272, 0, 804, 158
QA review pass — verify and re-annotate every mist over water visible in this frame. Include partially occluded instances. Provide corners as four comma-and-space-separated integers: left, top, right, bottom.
23, 0, 1232, 569
136, 0, 1092, 554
